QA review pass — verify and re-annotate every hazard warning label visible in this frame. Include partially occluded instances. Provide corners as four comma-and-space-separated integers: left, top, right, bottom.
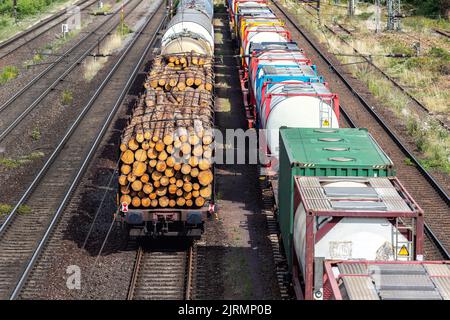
398, 245, 409, 256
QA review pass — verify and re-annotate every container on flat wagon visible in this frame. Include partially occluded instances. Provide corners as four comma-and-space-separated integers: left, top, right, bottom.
277, 128, 397, 274
232, 0, 269, 18
246, 41, 303, 73
161, 9, 214, 55
252, 63, 322, 103
249, 41, 301, 55
178, 0, 214, 20
238, 17, 284, 42
257, 83, 340, 162
234, 5, 275, 36
242, 25, 291, 66
322, 260, 450, 300
248, 51, 313, 104
249, 50, 312, 83
291, 175, 424, 299
252, 62, 320, 103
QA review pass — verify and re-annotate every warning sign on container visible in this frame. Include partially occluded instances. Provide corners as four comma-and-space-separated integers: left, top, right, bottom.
398, 245, 409, 256
322, 120, 330, 127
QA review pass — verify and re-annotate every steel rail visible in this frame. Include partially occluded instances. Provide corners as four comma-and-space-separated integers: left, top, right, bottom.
185, 246, 194, 300
0, 0, 96, 60
340, 104, 450, 260
324, 23, 448, 130
0, 0, 142, 143
127, 246, 193, 300
127, 246, 144, 300
297, 2, 448, 130
271, 0, 450, 260
6, 3, 166, 300
433, 28, 450, 38
0, 0, 136, 115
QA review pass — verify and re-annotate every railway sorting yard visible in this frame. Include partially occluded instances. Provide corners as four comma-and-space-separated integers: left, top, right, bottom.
0, 0, 448, 302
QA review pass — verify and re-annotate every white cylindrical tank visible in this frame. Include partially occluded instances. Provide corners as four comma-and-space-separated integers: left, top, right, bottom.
178, 0, 214, 20
260, 82, 339, 157
243, 26, 289, 65
293, 180, 410, 279
161, 9, 214, 55
249, 50, 310, 93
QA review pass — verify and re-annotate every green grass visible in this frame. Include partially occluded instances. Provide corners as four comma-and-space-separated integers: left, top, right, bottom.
92, 3, 112, 15
405, 116, 450, 173
0, 0, 70, 17
23, 29, 81, 69
0, 151, 44, 168
403, 14, 450, 31
0, 203, 32, 216
355, 12, 373, 20
24, 52, 44, 68
282, 0, 450, 174
404, 158, 415, 166
31, 127, 41, 141
0, 65, 19, 84
61, 89, 73, 106
224, 251, 253, 299
117, 23, 133, 37
0, 1, 76, 42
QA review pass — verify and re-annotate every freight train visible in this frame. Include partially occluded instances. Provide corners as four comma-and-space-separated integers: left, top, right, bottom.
115, 0, 216, 239
226, 0, 450, 300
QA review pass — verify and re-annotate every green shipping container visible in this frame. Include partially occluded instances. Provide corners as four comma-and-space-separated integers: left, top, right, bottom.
277, 127, 395, 270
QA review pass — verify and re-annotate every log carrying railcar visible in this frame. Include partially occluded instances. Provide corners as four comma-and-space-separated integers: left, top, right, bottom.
116, 2, 216, 239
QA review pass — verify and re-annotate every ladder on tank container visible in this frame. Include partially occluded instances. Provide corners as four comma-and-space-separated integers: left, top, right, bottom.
392, 217, 415, 261
319, 98, 332, 128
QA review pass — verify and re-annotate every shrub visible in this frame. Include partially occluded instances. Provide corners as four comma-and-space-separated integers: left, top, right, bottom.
356, 12, 373, 20
0, 65, 19, 84
61, 89, 73, 106
31, 127, 41, 141
117, 23, 133, 37
0, 203, 32, 216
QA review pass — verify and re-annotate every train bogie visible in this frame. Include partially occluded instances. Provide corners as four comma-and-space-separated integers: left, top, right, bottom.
119, 208, 208, 239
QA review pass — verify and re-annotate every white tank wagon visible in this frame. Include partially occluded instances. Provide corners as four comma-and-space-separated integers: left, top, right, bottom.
291, 176, 425, 300
258, 82, 340, 161
242, 25, 291, 66
161, 8, 214, 55
178, 0, 214, 20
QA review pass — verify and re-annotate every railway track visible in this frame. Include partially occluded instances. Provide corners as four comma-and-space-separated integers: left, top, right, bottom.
271, 0, 450, 260
294, 2, 447, 130
0, 0, 144, 144
0, 1, 167, 300
0, 0, 96, 60
127, 245, 194, 300
323, 23, 448, 130
433, 28, 450, 39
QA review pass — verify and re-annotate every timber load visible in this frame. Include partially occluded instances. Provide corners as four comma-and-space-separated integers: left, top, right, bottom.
119, 53, 215, 209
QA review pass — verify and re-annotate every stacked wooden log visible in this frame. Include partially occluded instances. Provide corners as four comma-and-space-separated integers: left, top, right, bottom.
119, 53, 214, 209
